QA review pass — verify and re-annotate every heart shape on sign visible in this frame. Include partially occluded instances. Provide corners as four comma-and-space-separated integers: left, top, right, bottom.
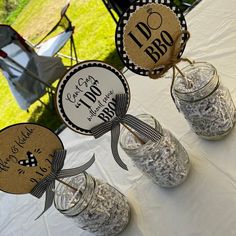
18, 151, 38, 167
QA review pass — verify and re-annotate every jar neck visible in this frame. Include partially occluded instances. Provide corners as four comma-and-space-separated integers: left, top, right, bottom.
119, 114, 163, 154
54, 172, 95, 216
174, 62, 219, 102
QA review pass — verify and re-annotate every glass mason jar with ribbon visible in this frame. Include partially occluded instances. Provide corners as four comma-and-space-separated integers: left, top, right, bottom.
54, 172, 131, 236
172, 62, 236, 140
119, 114, 191, 188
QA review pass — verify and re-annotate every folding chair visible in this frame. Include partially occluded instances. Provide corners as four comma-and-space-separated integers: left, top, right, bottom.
0, 24, 67, 110
33, 1, 79, 66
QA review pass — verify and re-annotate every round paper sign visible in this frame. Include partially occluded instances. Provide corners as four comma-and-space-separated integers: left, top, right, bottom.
0, 123, 63, 194
116, 0, 188, 76
56, 60, 130, 135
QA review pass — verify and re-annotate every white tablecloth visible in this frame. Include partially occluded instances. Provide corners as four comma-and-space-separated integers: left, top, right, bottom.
2, 0, 236, 235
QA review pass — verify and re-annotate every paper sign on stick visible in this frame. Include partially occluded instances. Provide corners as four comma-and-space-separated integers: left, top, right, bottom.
56, 60, 130, 135
0, 123, 63, 194
116, 0, 188, 76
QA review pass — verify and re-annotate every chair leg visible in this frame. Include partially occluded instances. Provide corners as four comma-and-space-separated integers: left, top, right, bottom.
101, 0, 118, 24
48, 89, 54, 110
38, 98, 50, 109
70, 35, 73, 66
70, 35, 79, 64
38, 89, 54, 111
57, 52, 78, 62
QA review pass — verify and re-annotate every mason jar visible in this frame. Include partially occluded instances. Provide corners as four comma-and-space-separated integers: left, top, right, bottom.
173, 62, 236, 140
54, 172, 130, 236
119, 114, 191, 188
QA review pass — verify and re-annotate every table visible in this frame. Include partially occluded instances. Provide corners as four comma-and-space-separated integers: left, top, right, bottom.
2, 0, 236, 235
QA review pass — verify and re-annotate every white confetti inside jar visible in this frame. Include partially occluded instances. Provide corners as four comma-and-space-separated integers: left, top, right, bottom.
54, 172, 130, 236
119, 114, 191, 188
173, 62, 236, 140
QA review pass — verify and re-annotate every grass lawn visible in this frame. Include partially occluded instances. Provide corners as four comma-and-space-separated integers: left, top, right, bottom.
0, 0, 196, 132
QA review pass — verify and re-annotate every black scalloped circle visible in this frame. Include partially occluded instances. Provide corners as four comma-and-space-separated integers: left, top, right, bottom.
115, 0, 188, 76
56, 61, 130, 135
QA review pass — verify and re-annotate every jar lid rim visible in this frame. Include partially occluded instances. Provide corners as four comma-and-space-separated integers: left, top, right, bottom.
174, 62, 218, 96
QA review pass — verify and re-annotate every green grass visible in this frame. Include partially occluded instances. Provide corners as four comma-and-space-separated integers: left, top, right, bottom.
0, 0, 196, 132
4, 0, 30, 24
0, 1, 4, 21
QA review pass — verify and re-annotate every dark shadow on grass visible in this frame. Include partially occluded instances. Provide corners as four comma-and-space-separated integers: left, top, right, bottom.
27, 102, 63, 132
103, 48, 125, 71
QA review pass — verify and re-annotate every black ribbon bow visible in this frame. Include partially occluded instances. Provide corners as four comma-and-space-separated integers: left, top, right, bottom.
30, 149, 95, 219
91, 94, 162, 170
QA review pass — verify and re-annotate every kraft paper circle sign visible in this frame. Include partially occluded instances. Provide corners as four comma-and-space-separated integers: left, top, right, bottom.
116, 0, 188, 76
56, 60, 130, 135
0, 123, 63, 194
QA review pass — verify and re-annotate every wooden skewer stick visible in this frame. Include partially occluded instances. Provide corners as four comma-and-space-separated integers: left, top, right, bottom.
122, 123, 146, 145
174, 64, 193, 89
56, 178, 77, 192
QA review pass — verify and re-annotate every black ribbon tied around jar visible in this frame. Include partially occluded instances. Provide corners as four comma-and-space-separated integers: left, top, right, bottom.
30, 149, 95, 219
91, 93, 163, 170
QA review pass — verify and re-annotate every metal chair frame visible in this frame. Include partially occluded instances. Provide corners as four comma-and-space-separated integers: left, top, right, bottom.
102, 0, 201, 23
33, 2, 79, 66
